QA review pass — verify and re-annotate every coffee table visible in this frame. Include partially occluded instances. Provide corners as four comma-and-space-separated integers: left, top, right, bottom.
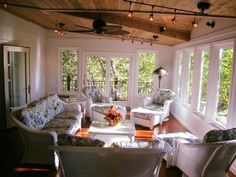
88, 119, 136, 142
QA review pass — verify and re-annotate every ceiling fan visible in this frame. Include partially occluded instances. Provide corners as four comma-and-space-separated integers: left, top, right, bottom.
71, 14, 130, 35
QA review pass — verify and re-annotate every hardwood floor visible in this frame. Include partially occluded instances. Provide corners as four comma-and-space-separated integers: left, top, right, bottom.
2, 114, 235, 177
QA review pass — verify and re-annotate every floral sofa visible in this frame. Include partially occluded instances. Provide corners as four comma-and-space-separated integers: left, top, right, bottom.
11, 94, 83, 167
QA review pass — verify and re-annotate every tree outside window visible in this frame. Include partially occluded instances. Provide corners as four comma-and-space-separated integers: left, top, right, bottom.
61, 49, 78, 92
187, 51, 194, 105
138, 52, 156, 94
197, 49, 209, 114
216, 47, 233, 126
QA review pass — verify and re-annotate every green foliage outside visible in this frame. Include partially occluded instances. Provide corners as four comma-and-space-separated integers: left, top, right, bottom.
61, 49, 78, 91
187, 52, 194, 104
138, 52, 155, 93
216, 48, 233, 125
198, 50, 209, 114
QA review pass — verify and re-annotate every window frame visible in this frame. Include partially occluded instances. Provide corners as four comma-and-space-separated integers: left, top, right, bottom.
193, 45, 210, 118
209, 40, 235, 127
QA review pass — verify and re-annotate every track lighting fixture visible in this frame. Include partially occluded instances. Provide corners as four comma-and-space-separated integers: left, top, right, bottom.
171, 9, 177, 24
160, 27, 166, 32
206, 21, 215, 28
127, 2, 133, 17
3, 0, 7, 8
192, 14, 198, 28
153, 35, 159, 40
149, 5, 154, 21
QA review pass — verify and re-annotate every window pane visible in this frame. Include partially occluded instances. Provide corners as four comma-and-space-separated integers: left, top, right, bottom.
138, 52, 155, 94
110, 57, 129, 101
177, 51, 183, 99
216, 47, 233, 125
197, 49, 209, 114
86, 56, 106, 92
61, 49, 78, 92
187, 51, 194, 105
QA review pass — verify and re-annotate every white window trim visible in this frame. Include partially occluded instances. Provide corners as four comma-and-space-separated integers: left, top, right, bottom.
192, 45, 210, 117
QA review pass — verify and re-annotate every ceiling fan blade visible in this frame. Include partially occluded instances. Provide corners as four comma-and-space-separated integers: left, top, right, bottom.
75, 24, 92, 30
105, 30, 130, 35
102, 25, 122, 31
70, 29, 94, 33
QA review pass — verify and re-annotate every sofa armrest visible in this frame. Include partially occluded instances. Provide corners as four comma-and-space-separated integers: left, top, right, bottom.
143, 97, 152, 107
11, 115, 58, 165
61, 101, 81, 113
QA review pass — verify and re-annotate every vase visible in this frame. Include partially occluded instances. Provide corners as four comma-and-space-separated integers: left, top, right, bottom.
109, 119, 118, 127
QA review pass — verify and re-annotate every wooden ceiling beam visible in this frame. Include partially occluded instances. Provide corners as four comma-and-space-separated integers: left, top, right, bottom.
63, 12, 190, 41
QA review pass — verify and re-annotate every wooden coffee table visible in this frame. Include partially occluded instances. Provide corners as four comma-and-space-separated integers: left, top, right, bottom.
88, 119, 136, 142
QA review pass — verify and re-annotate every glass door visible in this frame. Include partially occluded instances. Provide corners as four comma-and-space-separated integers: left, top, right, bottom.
84, 54, 130, 105
4, 46, 30, 128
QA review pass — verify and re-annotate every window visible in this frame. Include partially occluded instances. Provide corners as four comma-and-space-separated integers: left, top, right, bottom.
186, 50, 194, 105
60, 49, 78, 92
197, 49, 210, 114
138, 52, 156, 94
85, 54, 130, 101
215, 47, 233, 126
176, 50, 183, 99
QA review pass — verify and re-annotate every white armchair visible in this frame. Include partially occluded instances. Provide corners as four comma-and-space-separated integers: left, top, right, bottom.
173, 129, 236, 177
143, 89, 175, 119
81, 86, 113, 120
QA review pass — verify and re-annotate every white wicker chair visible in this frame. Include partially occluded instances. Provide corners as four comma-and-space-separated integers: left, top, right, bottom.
55, 146, 165, 177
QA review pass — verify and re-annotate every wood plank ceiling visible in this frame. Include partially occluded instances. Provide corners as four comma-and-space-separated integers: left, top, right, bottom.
1, 0, 236, 46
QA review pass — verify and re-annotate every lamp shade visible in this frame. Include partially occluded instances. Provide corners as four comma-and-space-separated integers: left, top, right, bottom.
153, 66, 168, 76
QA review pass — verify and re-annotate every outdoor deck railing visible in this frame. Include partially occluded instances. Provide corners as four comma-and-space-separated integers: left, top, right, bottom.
62, 79, 153, 100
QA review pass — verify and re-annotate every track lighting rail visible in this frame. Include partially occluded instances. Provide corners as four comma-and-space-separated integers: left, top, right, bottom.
1, 2, 236, 19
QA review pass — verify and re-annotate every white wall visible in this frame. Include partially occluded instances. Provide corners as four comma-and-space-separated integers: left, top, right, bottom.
44, 31, 174, 108
0, 10, 46, 100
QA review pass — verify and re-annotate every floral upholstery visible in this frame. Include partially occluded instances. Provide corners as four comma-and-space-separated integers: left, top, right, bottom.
17, 94, 81, 135
203, 128, 236, 143
152, 89, 176, 105
43, 112, 80, 134
57, 134, 105, 147
82, 86, 104, 103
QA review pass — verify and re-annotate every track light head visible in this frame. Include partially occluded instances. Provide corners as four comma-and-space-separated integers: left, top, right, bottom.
192, 21, 198, 28
153, 35, 159, 40
160, 27, 166, 32
128, 11, 133, 17
171, 17, 176, 24
206, 21, 215, 28
149, 14, 154, 21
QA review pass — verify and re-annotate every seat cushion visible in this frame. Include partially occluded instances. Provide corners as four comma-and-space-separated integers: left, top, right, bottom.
42, 112, 81, 134
57, 134, 105, 147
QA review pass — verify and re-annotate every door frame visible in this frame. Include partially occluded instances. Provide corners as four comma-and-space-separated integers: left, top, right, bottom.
82, 51, 133, 107
3, 45, 30, 128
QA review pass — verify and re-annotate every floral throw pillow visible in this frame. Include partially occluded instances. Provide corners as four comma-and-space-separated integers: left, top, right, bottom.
203, 128, 236, 143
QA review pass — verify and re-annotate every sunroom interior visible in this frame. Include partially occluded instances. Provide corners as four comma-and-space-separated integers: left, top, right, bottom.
0, 0, 236, 176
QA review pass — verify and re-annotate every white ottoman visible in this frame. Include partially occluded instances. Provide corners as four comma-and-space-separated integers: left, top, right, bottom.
131, 107, 164, 129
